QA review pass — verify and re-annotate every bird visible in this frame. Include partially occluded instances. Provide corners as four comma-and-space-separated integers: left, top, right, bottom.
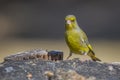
65, 15, 101, 61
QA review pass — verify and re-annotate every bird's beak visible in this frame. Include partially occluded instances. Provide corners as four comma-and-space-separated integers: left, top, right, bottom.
66, 20, 72, 25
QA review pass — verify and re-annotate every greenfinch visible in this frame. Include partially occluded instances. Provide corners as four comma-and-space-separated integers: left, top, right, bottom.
65, 15, 101, 61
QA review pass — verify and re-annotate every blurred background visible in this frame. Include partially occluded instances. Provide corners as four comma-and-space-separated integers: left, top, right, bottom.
0, 0, 120, 62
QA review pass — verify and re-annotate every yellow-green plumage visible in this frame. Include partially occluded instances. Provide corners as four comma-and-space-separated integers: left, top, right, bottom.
65, 15, 101, 61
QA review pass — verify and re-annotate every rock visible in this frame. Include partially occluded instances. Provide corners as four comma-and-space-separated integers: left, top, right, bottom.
4, 49, 63, 61
0, 50, 120, 80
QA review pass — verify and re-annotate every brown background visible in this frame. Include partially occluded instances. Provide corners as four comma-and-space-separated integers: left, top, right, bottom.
0, 0, 120, 62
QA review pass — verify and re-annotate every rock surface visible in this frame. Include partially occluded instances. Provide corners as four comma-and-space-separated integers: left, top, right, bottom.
0, 50, 120, 80
0, 58, 120, 80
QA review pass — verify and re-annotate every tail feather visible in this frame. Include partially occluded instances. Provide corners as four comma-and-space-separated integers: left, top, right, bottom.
91, 56, 101, 61
87, 44, 101, 61
88, 50, 101, 62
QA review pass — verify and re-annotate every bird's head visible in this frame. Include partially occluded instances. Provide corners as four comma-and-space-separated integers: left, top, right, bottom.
65, 15, 78, 30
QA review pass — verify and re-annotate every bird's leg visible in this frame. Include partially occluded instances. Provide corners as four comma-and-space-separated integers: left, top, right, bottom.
66, 52, 72, 59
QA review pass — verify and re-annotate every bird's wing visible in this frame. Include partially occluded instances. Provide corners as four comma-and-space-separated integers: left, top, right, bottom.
79, 29, 94, 51
79, 29, 89, 44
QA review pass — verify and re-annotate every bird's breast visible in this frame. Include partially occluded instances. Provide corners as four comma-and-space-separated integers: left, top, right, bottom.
65, 30, 89, 54
65, 30, 81, 49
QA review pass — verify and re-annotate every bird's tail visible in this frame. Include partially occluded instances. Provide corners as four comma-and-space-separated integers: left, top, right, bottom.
87, 44, 101, 61
87, 49, 101, 62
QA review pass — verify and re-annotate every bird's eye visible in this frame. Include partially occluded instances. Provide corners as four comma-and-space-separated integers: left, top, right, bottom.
71, 19, 74, 22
